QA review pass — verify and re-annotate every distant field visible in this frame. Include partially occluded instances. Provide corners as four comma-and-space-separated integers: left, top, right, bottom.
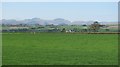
2, 33, 118, 65
2, 24, 118, 33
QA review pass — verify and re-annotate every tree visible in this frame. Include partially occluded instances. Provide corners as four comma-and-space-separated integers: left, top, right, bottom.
73, 28, 79, 32
105, 29, 110, 32
90, 21, 100, 32
61, 28, 66, 32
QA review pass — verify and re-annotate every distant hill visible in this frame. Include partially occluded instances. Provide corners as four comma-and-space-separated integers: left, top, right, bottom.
1, 18, 118, 25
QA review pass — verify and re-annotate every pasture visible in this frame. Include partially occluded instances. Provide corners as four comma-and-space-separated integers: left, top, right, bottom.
2, 33, 118, 65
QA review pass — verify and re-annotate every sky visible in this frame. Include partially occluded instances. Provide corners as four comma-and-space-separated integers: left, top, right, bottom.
1, 2, 118, 22
1, 0, 120, 2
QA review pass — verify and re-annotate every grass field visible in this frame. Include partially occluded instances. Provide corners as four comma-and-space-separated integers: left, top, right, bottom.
2, 33, 118, 65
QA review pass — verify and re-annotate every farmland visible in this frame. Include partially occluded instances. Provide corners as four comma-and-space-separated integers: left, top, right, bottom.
2, 33, 118, 65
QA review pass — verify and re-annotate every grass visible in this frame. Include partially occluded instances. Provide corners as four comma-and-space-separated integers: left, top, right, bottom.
2, 33, 118, 65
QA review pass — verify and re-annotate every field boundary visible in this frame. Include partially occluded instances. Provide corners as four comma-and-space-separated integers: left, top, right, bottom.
1, 32, 120, 34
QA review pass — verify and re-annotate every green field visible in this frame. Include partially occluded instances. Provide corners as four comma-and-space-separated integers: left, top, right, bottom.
2, 33, 118, 65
